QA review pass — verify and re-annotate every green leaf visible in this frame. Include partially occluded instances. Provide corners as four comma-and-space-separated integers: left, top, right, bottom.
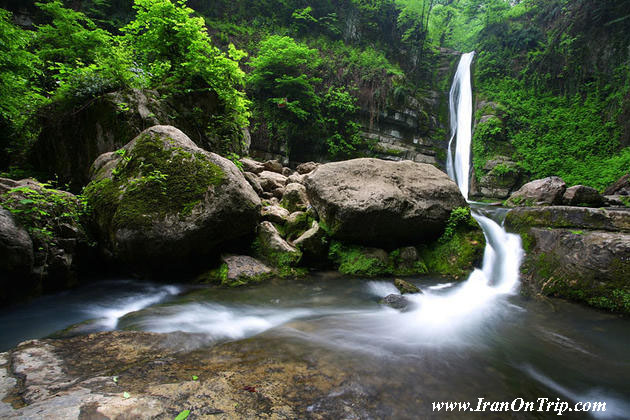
192, 375, 198, 381
123, 392, 130, 399
174, 410, 190, 420
112, 376, 118, 383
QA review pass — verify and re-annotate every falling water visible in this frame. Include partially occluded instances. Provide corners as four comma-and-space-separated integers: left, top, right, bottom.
447, 52, 475, 200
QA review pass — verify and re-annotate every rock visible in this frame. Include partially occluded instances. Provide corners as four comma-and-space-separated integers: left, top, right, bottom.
281, 183, 309, 213
258, 171, 288, 192
282, 167, 293, 177
287, 172, 305, 185
304, 158, 467, 246
257, 221, 301, 267
604, 174, 630, 196
0, 179, 90, 301
477, 158, 523, 199
0, 331, 350, 419
220, 255, 274, 286
285, 211, 311, 241
263, 159, 283, 173
604, 195, 629, 207
296, 161, 319, 174
84, 125, 261, 271
394, 278, 421, 294
505, 176, 566, 207
272, 186, 285, 199
30, 89, 168, 191
518, 227, 630, 313
0, 208, 34, 279
261, 205, 290, 224
505, 206, 630, 313
380, 294, 410, 310
562, 185, 605, 207
505, 206, 630, 234
294, 221, 329, 263
240, 157, 264, 174
243, 172, 264, 196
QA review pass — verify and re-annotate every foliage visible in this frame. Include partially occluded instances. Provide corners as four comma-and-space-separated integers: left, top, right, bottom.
35, 1, 136, 100
0, 184, 86, 244
0, 10, 43, 166
122, 0, 250, 129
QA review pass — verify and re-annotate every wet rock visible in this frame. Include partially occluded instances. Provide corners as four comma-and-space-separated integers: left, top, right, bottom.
0, 332, 349, 419
240, 157, 264, 174
258, 171, 288, 192
261, 205, 290, 224
505, 176, 566, 207
562, 185, 605, 207
394, 278, 421, 294
84, 125, 261, 272
296, 161, 319, 174
304, 158, 467, 247
604, 173, 630, 196
380, 294, 410, 310
281, 183, 309, 213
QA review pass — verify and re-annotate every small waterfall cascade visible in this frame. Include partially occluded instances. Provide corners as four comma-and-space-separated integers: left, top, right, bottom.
447, 51, 475, 200
447, 52, 523, 292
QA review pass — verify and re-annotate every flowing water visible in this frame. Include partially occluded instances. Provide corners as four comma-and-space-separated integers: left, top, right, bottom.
1, 53, 628, 418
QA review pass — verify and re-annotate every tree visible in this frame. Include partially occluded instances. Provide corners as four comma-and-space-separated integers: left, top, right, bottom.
122, 0, 249, 128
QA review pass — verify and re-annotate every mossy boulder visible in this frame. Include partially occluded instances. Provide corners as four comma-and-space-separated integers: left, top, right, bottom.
255, 221, 302, 276
198, 255, 274, 287
394, 278, 421, 294
0, 178, 92, 302
84, 125, 261, 271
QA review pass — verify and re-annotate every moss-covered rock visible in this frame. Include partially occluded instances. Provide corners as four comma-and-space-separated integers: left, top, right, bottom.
394, 278, 421, 294
197, 255, 274, 287
0, 178, 92, 302
255, 221, 303, 277
506, 206, 630, 313
84, 125, 261, 272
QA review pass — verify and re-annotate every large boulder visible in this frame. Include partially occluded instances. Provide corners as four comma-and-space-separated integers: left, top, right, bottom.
505, 176, 566, 207
84, 126, 261, 270
0, 208, 34, 279
304, 158, 467, 246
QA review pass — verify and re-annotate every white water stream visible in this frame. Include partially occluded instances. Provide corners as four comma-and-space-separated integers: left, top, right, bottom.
447, 51, 475, 200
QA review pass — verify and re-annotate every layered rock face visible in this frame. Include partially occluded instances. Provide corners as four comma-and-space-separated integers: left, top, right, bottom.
84, 125, 261, 271
505, 206, 630, 313
304, 158, 467, 247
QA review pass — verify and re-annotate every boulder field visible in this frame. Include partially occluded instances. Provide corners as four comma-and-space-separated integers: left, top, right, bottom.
1, 126, 486, 301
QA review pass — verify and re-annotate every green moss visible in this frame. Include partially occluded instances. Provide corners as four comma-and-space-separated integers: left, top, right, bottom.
84, 132, 224, 232
329, 241, 389, 277
251, 237, 304, 278
419, 229, 485, 278
523, 251, 630, 314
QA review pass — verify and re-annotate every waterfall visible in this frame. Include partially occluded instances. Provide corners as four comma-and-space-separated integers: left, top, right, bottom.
447, 52, 475, 200
447, 52, 523, 291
